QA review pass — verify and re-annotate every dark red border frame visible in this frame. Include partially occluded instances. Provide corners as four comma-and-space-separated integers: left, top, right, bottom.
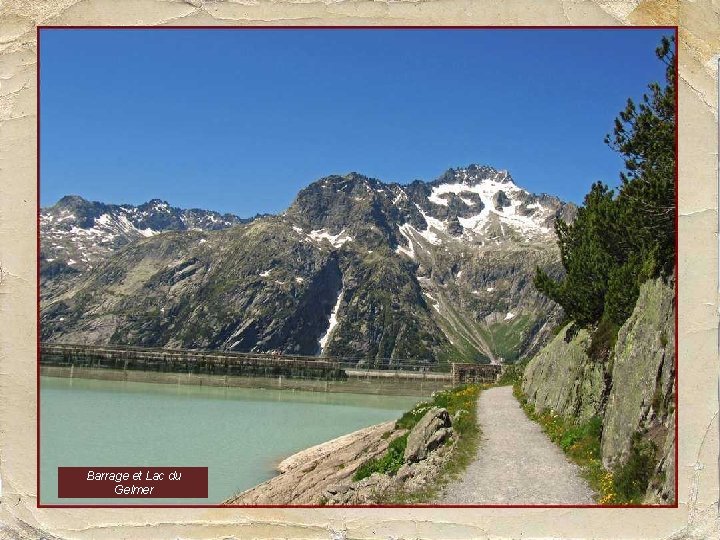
36, 24, 680, 510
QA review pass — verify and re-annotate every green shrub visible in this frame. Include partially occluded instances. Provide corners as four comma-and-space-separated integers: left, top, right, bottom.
396, 403, 432, 431
604, 259, 641, 326
587, 317, 620, 362
612, 434, 657, 503
395, 385, 479, 432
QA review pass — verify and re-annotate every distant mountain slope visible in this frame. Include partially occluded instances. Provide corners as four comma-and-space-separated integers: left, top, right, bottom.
40, 196, 252, 299
40, 165, 575, 367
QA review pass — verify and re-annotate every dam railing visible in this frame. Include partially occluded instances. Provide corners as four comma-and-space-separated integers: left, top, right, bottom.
40, 342, 462, 378
40, 343, 501, 395
41, 343, 348, 380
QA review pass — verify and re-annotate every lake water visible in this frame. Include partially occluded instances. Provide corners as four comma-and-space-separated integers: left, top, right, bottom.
40, 376, 421, 505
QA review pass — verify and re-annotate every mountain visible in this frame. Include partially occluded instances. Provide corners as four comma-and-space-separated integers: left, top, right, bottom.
40, 165, 576, 367
40, 196, 252, 299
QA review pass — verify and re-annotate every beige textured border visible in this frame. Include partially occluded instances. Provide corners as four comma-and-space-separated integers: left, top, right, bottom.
0, 1, 717, 538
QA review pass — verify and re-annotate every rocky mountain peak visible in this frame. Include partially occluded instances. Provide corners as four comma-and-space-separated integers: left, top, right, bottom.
308, 172, 382, 192
433, 164, 513, 187
284, 165, 576, 256
56, 194, 90, 207
138, 199, 172, 212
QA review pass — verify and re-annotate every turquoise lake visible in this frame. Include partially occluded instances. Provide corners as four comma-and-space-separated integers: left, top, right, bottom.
40, 376, 421, 505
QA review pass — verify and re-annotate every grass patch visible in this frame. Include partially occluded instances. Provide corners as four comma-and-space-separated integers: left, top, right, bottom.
437, 386, 483, 482
353, 433, 408, 481
435, 309, 492, 365
611, 434, 658, 503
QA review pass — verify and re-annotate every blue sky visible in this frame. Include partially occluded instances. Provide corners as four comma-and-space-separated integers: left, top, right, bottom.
40, 28, 671, 217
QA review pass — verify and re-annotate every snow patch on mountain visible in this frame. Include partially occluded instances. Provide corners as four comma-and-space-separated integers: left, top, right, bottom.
308, 229, 353, 248
423, 292, 441, 314
417, 227, 441, 246
415, 204, 446, 242
392, 188, 408, 205
318, 289, 344, 355
395, 223, 416, 259
427, 172, 552, 238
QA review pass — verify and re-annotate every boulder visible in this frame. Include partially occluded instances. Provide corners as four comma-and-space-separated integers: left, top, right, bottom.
521, 324, 605, 422
395, 463, 414, 483
403, 407, 452, 463
324, 484, 350, 497
323, 473, 393, 505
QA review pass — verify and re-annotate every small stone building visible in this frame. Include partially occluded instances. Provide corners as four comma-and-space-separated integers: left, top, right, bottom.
451, 362, 502, 384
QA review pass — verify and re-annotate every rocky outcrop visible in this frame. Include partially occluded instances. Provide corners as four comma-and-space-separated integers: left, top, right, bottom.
602, 278, 675, 503
226, 408, 457, 506
403, 407, 452, 462
324, 444, 455, 505
226, 422, 398, 505
324, 407, 455, 505
521, 326, 606, 422
521, 277, 676, 503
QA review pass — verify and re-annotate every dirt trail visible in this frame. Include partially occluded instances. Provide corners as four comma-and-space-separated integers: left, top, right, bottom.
438, 385, 595, 504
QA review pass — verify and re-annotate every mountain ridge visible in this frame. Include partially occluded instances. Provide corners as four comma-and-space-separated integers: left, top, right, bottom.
41, 164, 575, 367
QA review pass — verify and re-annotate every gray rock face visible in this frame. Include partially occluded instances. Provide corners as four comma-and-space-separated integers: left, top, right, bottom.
326, 472, 395, 505
493, 190, 511, 210
447, 217, 464, 236
404, 407, 453, 463
228, 421, 397, 505
601, 278, 675, 503
648, 408, 675, 504
521, 277, 676, 504
521, 325, 606, 422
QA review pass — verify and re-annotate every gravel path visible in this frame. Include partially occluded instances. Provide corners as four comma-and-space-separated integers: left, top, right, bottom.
438, 385, 596, 504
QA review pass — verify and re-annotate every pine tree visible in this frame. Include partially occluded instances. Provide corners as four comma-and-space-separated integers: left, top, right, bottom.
534, 35, 676, 329
607, 36, 676, 274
